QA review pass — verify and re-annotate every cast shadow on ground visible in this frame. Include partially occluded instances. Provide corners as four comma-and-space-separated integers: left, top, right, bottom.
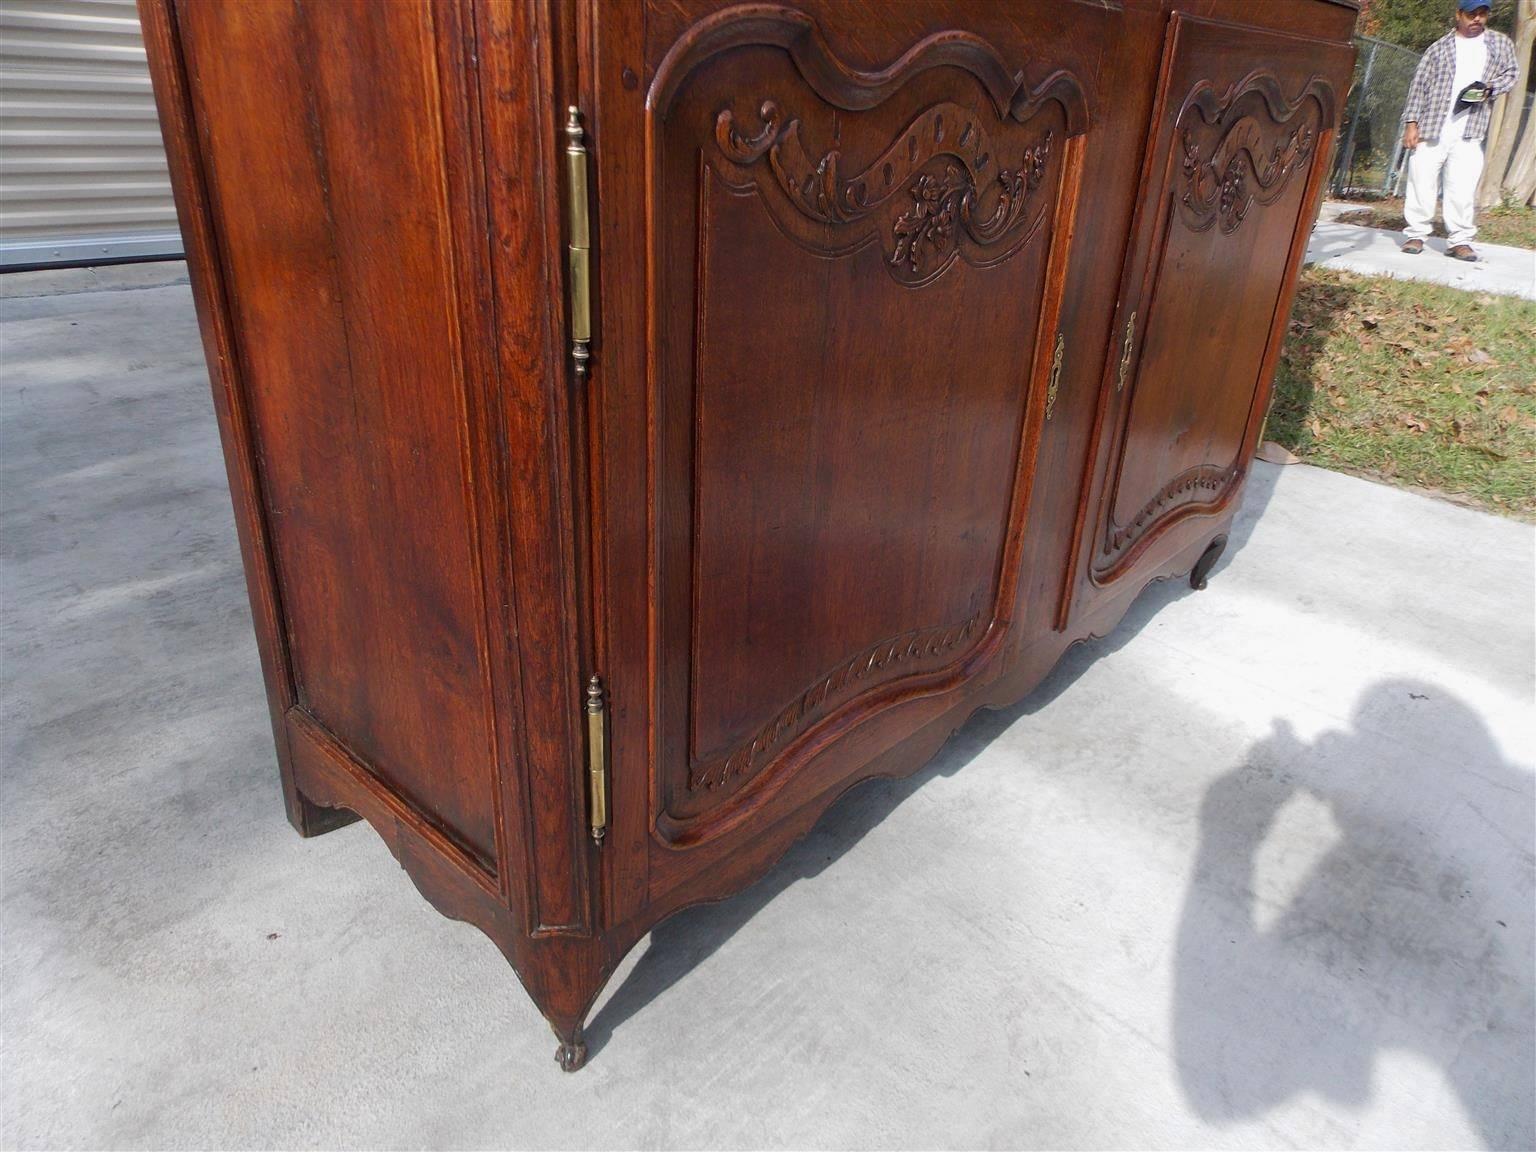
1308, 227, 1394, 261
1172, 679, 1535, 1149
582, 473, 1280, 1059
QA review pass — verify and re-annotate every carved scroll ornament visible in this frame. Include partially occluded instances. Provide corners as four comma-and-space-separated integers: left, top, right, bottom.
1175, 71, 1332, 234
716, 99, 1054, 285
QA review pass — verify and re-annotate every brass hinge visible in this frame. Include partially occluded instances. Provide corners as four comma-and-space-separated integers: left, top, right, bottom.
564, 107, 592, 379
1115, 310, 1137, 393
1044, 330, 1065, 420
584, 675, 607, 844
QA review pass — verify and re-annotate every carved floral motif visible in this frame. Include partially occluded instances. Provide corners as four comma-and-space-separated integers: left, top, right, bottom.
690, 611, 984, 792
715, 99, 1052, 284
889, 133, 1051, 275
890, 167, 964, 274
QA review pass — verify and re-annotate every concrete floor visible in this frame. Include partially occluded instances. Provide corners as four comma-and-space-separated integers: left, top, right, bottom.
2, 266, 1533, 1149
1307, 209, 1536, 299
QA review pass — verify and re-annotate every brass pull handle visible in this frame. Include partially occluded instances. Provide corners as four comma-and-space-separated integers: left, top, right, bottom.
1115, 310, 1137, 393
564, 107, 592, 379
1045, 331, 1065, 420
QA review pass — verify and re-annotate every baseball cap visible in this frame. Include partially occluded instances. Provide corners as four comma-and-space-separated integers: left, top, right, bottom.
1457, 0, 1492, 11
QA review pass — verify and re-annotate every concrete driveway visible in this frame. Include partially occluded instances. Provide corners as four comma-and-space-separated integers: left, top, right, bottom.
3, 267, 1533, 1149
1308, 206, 1536, 300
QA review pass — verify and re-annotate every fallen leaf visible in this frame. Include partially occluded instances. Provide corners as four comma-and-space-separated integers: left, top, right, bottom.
1498, 405, 1519, 424
1468, 348, 1495, 365
1361, 316, 1380, 330
1308, 416, 1324, 438
1403, 415, 1428, 433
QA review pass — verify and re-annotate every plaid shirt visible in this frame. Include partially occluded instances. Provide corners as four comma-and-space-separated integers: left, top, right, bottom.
1401, 29, 1520, 144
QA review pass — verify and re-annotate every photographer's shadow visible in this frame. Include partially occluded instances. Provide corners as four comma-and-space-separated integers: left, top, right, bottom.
1173, 680, 1534, 1148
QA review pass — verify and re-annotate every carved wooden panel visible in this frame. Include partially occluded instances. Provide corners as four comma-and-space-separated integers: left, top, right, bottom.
1085, 16, 1349, 587
645, 7, 1087, 836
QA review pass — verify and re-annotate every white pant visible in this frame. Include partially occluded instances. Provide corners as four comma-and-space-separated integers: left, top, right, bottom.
1403, 134, 1485, 246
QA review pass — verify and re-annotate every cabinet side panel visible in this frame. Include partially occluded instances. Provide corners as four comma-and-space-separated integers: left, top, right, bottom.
176, 0, 499, 863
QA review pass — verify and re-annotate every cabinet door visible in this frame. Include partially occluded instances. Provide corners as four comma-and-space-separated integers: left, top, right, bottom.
589, 4, 1090, 881
1080, 14, 1352, 592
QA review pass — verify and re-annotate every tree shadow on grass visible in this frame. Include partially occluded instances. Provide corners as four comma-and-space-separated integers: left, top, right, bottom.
1334, 206, 1414, 234
1265, 270, 1366, 457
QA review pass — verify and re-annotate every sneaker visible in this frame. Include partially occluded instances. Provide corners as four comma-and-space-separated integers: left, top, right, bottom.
1402, 238, 1424, 254
1448, 244, 1478, 261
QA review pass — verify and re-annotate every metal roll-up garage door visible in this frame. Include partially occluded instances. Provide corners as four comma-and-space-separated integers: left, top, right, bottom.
0, 0, 183, 269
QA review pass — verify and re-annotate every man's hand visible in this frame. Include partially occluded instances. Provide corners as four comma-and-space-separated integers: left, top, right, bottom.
1403, 122, 1420, 150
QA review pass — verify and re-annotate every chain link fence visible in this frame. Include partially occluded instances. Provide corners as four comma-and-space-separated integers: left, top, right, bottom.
1330, 36, 1423, 199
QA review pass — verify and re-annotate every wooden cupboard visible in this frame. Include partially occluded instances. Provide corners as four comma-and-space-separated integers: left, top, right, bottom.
141, 0, 1357, 1070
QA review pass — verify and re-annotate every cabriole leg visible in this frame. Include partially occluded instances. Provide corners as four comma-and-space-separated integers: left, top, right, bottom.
1190, 533, 1229, 591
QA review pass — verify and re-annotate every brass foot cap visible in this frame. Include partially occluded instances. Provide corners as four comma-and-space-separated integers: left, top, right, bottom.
555, 1038, 588, 1072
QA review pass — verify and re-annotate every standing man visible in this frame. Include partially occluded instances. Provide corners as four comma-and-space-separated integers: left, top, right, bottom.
1399, 0, 1519, 260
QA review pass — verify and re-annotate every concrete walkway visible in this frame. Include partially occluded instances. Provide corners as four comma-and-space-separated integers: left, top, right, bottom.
1307, 212, 1536, 299
3, 271, 1533, 1149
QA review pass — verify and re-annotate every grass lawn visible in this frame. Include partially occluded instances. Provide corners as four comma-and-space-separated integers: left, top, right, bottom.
1333, 198, 1536, 250
1271, 266, 1536, 520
